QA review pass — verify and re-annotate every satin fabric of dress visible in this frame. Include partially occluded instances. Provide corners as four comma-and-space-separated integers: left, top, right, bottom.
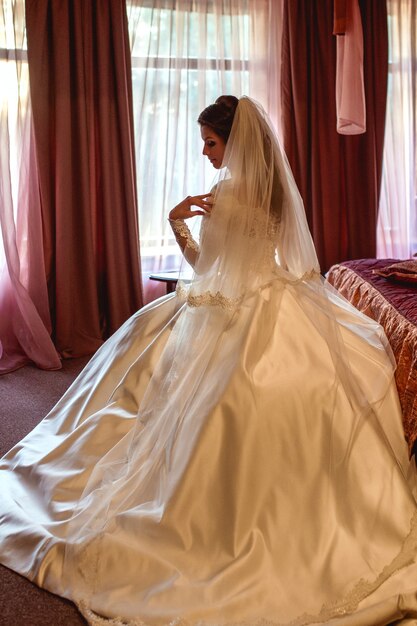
1, 277, 417, 626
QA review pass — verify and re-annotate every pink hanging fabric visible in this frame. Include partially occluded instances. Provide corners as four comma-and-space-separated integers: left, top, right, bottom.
0, 127, 61, 373
333, 0, 347, 35
0, 7, 61, 374
335, 0, 366, 134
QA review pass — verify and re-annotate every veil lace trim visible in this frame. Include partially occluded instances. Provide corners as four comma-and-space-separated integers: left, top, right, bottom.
176, 270, 320, 310
77, 510, 417, 626
175, 283, 243, 310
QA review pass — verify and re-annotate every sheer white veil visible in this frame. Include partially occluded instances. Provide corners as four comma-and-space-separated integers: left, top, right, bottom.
61, 97, 409, 619
178, 96, 320, 309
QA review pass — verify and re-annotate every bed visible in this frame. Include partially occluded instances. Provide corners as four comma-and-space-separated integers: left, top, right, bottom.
326, 258, 417, 456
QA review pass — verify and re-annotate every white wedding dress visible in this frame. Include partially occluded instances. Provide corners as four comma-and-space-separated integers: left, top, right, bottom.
1, 98, 417, 626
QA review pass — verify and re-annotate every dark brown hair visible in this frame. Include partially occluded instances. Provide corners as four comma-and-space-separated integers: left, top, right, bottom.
197, 95, 239, 142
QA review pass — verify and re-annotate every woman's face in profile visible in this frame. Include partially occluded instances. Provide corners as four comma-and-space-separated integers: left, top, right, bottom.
200, 125, 226, 169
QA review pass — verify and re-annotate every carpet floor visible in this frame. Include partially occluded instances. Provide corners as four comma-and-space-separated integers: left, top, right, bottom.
0, 357, 91, 626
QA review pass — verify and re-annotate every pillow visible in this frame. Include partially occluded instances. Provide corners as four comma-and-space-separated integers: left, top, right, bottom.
373, 259, 417, 284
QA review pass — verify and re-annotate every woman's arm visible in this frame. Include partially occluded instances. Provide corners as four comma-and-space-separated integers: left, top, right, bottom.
168, 194, 212, 267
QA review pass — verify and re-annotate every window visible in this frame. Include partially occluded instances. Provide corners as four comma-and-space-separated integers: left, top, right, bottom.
0, 0, 29, 269
377, 0, 417, 258
127, 1, 272, 299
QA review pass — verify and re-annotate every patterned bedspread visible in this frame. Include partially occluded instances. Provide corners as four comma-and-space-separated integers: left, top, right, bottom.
327, 258, 417, 455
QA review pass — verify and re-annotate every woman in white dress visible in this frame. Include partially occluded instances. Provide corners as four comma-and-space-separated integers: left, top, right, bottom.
1, 96, 417, 626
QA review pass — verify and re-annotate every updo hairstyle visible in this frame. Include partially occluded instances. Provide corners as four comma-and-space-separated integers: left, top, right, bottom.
197, 95, 239, 142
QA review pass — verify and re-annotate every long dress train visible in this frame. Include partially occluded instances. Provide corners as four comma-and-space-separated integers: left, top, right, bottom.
1, 280, 417, 625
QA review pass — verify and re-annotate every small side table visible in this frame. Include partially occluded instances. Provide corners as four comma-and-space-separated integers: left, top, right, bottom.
148, 270, 181, 294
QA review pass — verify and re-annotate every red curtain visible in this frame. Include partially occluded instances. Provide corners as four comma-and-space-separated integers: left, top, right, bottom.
25, 0, 143, 358
281, 0, 388, 272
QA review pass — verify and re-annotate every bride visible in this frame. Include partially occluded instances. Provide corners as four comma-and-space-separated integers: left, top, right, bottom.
1, 96, 417, 626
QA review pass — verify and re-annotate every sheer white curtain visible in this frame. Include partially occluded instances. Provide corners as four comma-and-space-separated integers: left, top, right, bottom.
126, 0, 281, 302
0, 0, 60, 373
377, 0, 417, 259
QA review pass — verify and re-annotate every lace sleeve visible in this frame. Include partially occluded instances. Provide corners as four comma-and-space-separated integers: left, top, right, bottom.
169, 218, 199, 267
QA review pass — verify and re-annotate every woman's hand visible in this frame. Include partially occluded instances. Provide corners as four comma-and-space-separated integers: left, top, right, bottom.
169, 194, 213, 221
